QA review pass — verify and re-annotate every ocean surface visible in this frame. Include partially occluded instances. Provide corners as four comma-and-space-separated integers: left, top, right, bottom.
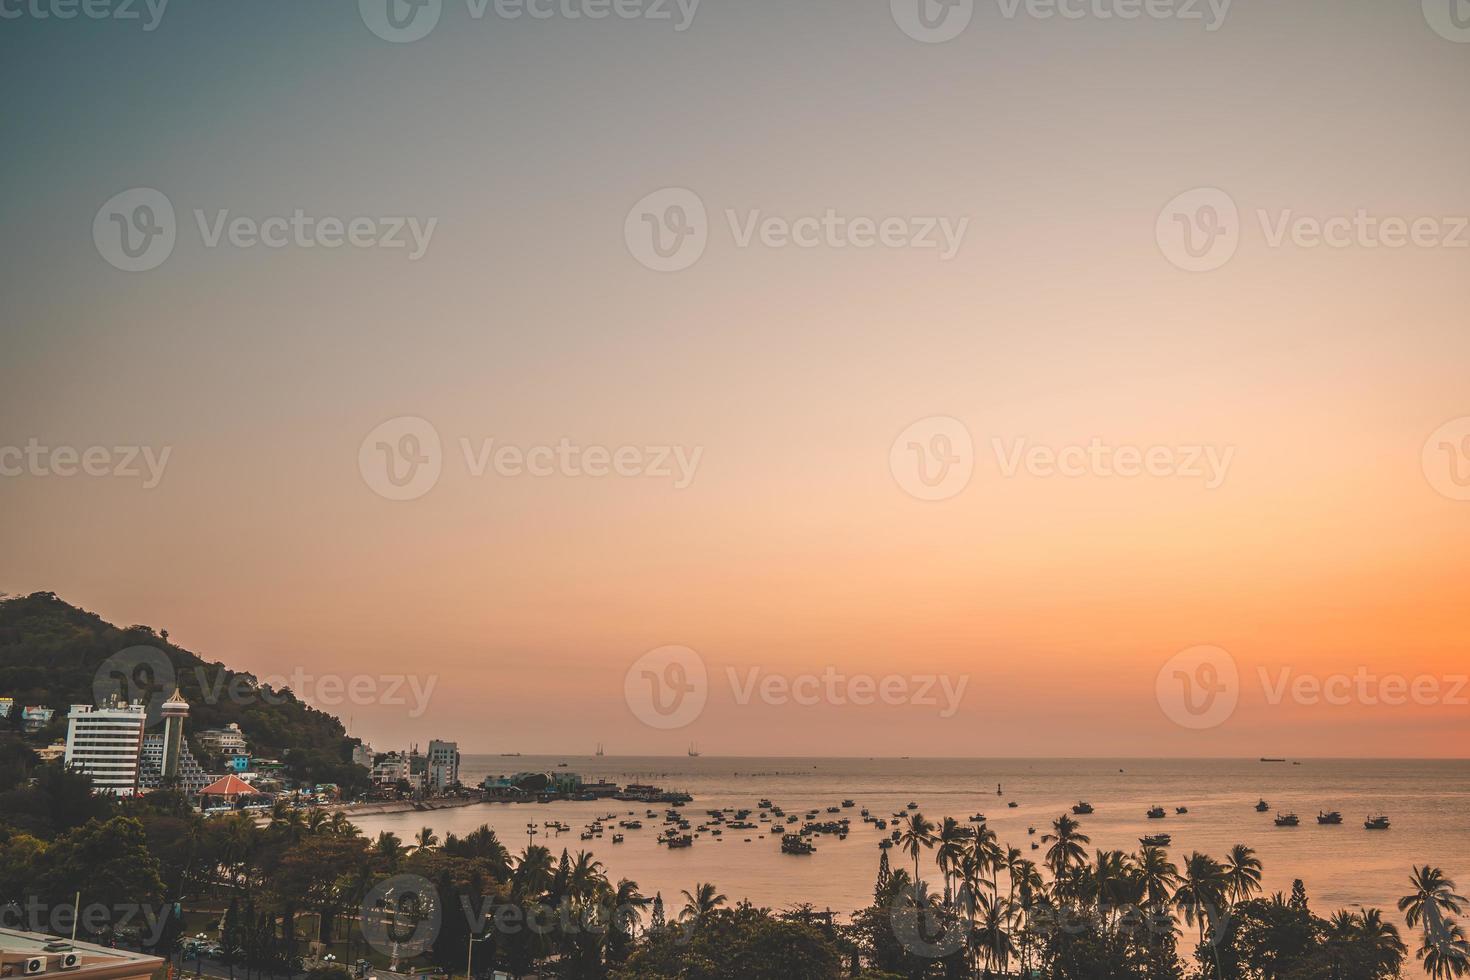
352, 757, 1468, 967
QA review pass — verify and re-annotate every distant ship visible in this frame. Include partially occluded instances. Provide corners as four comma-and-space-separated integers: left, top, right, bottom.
595, 743, 604, 757
687, 743, 701, 757
1260, 757, 1286, 763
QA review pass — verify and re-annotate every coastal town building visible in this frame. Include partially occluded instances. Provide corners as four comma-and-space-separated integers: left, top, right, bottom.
194, 722, 247, 756
0, 928, 162, 980
352, 741, 374, 770
427, 739, 460, 791
20, 706, 54, 734
63, 699, 147, 796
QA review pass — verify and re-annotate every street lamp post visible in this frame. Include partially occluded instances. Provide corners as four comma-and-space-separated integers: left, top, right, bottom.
464, 934, 489, 980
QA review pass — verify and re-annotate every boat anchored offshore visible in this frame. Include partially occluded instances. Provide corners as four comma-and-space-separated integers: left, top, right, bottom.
1364, 815, 1391, 830
1175, 807, 1189, 814
782, 834, 815, 855
1275, 813, 1300, 827
1317, 811, 1343, 825
1255, 799, 1270, 812
1147, 806, 1167, 819
1072, 801, 1095, 815
1140, 833, 1172, 847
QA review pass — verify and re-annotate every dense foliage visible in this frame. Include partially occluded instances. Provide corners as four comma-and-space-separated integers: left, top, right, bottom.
0, 592, 368, 791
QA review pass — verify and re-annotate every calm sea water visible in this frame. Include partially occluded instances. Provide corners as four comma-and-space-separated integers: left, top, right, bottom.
353, 757, 1468, 965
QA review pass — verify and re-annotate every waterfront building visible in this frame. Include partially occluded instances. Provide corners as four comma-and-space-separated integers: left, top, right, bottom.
63, 700, 146, 796
427, 739, 460, 792
372, 751, 410, 787
0, 696, 13, 719
352, 740, 374, 770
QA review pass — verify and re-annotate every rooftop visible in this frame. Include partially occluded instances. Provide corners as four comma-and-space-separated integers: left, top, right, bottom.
0, 928, 162, 980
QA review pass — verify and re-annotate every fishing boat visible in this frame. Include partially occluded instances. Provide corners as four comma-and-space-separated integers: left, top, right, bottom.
666, 834, 693, 848
1146, 806, 1167, 819
1175, 807, 1189, 814
1317, 811, 1343, 825
1140, 833, 1172, 847
687, 743, 700, 757
1255, 799, 1270, 812
842, 799, 855, 807
969, 813, 986, 822
878, 839, 892, 849
1027, 826, 1036, 835
1364, 815, 1391, 830
1008, 801, 1019, 808
781, 834, 815, 855
1274, 813, 1300, 827
612, 833, 624, 843
906, 801, 918, 809
1072, 801, 1094, 815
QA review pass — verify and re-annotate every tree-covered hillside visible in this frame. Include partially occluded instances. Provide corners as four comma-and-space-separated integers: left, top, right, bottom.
0, 592, 368, 792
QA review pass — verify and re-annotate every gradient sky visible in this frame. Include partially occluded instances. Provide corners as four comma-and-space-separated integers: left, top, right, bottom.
1, 0, 1467, 757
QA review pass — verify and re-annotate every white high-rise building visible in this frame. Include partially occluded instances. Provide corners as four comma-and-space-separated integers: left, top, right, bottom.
427, 739, 460, 792
64, 699, 147, 796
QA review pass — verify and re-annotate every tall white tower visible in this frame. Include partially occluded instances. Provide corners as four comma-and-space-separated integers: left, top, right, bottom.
161, 687, 190, 782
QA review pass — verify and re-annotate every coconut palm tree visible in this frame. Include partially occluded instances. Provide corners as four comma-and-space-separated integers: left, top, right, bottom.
679, 882, 727, 922
1223, 843, 1263, 907
1041, 814, 1090, 891
413, 826, 439, 851
1417, 919, 1470, 980
935, 818, 969, 899
1093, 849, 1132, 924
1175, 852, 1227, 979
1135, 845, 1180, 911
1400, 867, 1467, 929
899, 811, 937, 886
973, 892, 1016, 975
372, 831, 406, 868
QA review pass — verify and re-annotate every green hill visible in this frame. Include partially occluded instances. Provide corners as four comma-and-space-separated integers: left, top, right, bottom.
0, 591, 368, 792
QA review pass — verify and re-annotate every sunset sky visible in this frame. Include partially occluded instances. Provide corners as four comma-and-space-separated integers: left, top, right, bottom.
1, 0, 1467, 757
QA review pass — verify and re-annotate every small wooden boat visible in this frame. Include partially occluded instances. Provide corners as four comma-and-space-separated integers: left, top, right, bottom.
1140, 833, 1172, 847
1072, 801, 1094, 815
1255, 799, 1270, 812
1146, 806, 1167, 819
1175, 807, 1188, 814
781, 834, 815, 855
1274, 813, 1300, 827
1317, 811, 1343, 825
1364, 815, 1391, 830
